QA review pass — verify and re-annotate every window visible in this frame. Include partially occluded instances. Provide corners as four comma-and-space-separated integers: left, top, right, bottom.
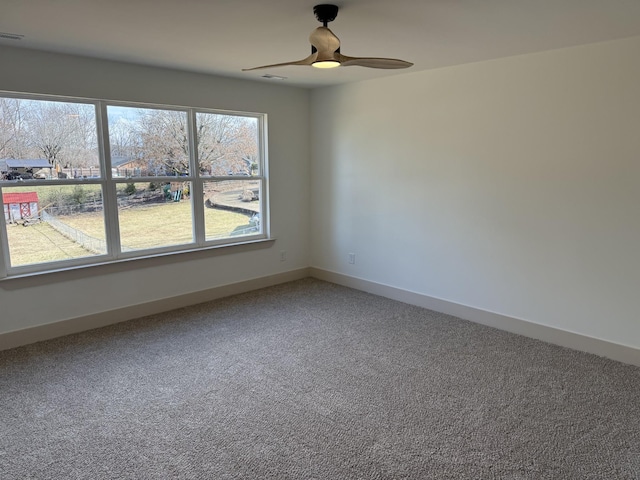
0, 93, 267, 277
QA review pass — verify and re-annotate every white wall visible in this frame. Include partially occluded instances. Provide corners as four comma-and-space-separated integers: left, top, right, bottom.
310, 36, 640, 349
0, 46, 310, 335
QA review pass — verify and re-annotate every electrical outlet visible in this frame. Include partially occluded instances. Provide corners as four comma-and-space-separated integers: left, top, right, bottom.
280, 250, 286, 262
348, 253, 356, 264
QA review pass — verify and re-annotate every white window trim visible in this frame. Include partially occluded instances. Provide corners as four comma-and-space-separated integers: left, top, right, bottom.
0, 91, 269, 279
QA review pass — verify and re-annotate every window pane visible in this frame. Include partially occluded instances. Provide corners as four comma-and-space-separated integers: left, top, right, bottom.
107, 106, 189, 178
196, 113, 259, 176
3, 185, 106, 267
116, 181, 194, 251
0, 97, 98, 180
203, 180, 261, 240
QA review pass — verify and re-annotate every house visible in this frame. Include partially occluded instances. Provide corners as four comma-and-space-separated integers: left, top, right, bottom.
0, 4, 638, 377
111, 155, 151, 177
2, 191, 39, 222
1, 158, 52, 179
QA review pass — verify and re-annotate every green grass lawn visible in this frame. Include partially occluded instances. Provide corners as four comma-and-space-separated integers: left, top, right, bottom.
6, 222, 96, 266
5, 200, 255, 266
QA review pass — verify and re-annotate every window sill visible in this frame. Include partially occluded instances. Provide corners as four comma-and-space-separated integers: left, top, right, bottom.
0, 238, 276, 289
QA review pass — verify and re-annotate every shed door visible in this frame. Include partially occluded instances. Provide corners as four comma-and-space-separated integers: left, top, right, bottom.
10, 204, 20, 221
20, 203, 30, 218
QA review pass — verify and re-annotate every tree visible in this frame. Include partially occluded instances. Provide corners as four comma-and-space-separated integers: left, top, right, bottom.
109, 118, 138, 159
196, 113, 258, 175
132, 109, 189, 175
0, 97, 260, 178
0, 98, 28, 159
0, 97, 99, 173
116, 109, 259, 177
65, 104, 99, 169
26, 100, 76, 168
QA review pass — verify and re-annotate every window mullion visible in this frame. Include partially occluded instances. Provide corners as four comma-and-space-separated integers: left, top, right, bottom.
0, 186, 9, 278
96, 102, 122, 258
188, 110, 205, 245
259, 116, 269, 238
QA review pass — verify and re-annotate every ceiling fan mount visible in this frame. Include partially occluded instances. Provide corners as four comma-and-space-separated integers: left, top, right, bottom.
243, 4, 413, 72
313, 4, 339, 26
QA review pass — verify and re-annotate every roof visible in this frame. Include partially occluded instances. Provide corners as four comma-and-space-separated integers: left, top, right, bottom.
111, 156, 137, 167
2, 192, 39, 204
4, 159, 51, 169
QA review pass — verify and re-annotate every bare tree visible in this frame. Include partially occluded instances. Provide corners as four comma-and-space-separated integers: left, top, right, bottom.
0, 98, 29, 159
108, 117, 137, 159
0, 97, 261, 178
133, 109, 189, 175
25, 100, 78, 168
122, 109, 258, 177
0, 98, 99, 174
65, 104, 99, 169
196, 113, 258, 175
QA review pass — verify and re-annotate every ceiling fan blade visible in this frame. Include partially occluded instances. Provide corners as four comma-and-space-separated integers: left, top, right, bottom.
242, 53, 317, 71
242, 5, 414, 73
336, 53, 413, 69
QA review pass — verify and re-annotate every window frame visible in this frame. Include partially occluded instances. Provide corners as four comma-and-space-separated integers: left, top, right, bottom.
0, 91, 269, 279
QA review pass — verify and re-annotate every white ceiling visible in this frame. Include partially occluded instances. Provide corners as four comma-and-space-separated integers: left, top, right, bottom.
2, 0, 640, 88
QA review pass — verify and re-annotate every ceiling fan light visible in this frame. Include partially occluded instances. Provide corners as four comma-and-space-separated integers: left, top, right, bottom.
312, 60, 340, 69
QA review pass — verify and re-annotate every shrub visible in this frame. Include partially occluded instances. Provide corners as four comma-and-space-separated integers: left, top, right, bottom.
71, 185, 87, 205
241, 189, 255, 202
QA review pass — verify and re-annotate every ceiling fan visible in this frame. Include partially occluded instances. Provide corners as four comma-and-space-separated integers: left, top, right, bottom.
243, 4, 413, 71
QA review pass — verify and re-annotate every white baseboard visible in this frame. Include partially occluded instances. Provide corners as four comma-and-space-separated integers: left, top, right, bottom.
309, 267, 640, 367
5, 265, 638, 368
0, 268, 310, 351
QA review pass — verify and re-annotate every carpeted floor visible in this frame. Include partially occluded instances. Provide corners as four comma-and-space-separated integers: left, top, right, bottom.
1, 278, 639, 479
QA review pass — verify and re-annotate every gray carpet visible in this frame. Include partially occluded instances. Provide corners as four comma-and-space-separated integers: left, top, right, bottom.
1, 278, 639, 479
